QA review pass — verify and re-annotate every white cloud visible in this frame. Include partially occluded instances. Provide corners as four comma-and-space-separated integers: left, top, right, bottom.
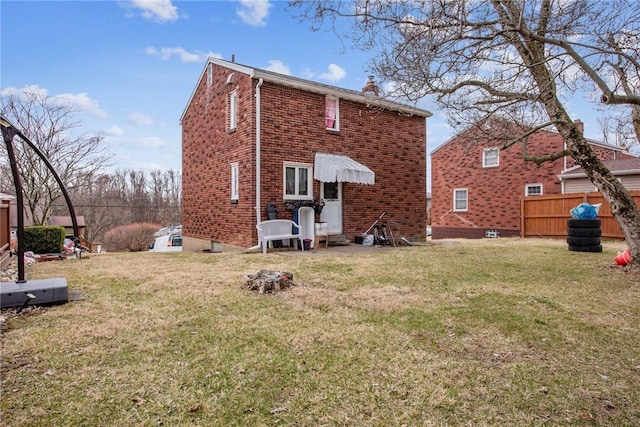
104, 150, 173, 172
314, 64, 346, 83
321, 64, 346, 82
104, 134, 167, 149
127, 112, 159, 126
1, 85, 107, 118
265, 60, 290, 75
129, 0, 179, 23
236, 0, 272, 27
105, 125, 124, 137
1, 84, 44, 98
145, 46, 221, 63
135, 136, 166, 148
55, 92, 108, 118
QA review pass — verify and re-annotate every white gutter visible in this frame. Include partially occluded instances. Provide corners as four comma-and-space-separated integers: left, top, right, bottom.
248, 78, 264, 251
425, 117, 428, 206
252, 71, 432, 118
196, 58, 433, 119
559, 168, 640, 179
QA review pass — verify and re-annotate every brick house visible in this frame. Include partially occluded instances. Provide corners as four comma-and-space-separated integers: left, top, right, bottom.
430, 119, 634, 239
180, 58, 432, 250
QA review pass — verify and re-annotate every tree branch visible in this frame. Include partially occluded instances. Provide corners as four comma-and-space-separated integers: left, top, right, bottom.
500, 119, 565, 150
522, 137, 572, 166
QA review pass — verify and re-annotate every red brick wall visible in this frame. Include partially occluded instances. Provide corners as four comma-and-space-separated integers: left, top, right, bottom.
258, 82, 427, 242
430, 126, 625, 239
182, 64, 428, 248
182, 66, 257, 247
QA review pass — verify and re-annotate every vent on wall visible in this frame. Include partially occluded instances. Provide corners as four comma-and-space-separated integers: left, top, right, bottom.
226, 73, 235, 85
485, 230, 499, 238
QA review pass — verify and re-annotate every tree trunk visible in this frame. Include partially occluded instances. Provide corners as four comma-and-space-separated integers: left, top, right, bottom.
518, 20, 640, 271
549, 103, 640, 270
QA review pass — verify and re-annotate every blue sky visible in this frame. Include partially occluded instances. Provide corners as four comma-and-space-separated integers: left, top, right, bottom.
1, 0, 623, 187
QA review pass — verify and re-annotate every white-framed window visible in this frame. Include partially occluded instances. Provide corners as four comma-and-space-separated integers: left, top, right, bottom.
207, 63, 213, 87
231, 162, 239, 201
525, 183, 543, 196
453, 188, 468, 211
283, 162, 313, 200
482, 147, 499, 168
229, 90, 237, 131
325, 96, 339, 131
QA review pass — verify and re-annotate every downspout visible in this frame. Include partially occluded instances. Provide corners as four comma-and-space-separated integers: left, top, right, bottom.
425, 117, 429, 222
249, 78, 264, 250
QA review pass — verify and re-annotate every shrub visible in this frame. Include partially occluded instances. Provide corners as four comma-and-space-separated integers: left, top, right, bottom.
24, 226, 66, 254
103, 223, 162, 252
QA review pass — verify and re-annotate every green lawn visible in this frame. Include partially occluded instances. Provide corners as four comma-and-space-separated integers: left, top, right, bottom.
1, 238, 638, 426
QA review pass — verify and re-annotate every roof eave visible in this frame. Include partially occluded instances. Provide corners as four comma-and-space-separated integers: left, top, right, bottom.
252, 69, 432, 118
559, 168, 640, 180
181, 57, 433, 122
181, 57, 254, 123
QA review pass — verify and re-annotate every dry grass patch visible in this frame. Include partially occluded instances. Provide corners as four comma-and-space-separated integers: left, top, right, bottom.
1, 238, 639, 426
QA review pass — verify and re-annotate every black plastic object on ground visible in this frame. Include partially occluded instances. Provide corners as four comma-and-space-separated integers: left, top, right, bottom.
567, 219, 602, 252
266, 204, 282, 248
267, 204, 278, 220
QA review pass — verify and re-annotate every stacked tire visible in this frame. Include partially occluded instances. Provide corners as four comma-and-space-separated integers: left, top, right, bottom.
567, 219, 602, 252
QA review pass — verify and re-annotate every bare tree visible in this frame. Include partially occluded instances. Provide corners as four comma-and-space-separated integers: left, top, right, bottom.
128, 170, 150, 223
149, 169, 182, 225
1, 88, 111, 225
603, 32, 640, 143
63, 172, 130, 243
56, 169, 182, 244
598, 115, 638, 150
291, 0, 640, 269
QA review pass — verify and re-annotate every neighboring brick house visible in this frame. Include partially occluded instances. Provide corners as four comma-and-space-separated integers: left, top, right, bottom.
180, 58, 432, 250
430, 119, 634, 239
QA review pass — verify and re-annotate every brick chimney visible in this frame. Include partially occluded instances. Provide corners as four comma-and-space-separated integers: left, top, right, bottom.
574, 119, 584, 134
362, 75, 379, 97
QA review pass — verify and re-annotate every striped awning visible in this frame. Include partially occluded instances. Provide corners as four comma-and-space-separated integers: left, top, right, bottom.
314, 153, 375, 185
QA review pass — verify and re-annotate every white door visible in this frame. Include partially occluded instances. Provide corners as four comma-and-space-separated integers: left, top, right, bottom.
320, 182, 342, 234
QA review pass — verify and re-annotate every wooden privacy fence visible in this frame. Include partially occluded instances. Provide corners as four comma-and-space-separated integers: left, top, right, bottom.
521, 190, 640, 240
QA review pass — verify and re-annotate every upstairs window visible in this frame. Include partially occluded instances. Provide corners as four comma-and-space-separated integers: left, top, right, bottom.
231, 162, 239, 201
228, 90, 237, 131
207, 63, 213, 87
284, 162, 313, 200
453, 188, 468, 211
525, 183, 543, 196
483, 147, 499, 168
325, 96, 339, 131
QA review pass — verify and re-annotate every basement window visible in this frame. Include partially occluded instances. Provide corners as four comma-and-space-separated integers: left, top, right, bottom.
325, 96, 339, 131
284, 162, 313, 200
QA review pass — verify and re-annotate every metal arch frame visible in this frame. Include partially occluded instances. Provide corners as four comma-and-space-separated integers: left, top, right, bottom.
1, 115, 79, 283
